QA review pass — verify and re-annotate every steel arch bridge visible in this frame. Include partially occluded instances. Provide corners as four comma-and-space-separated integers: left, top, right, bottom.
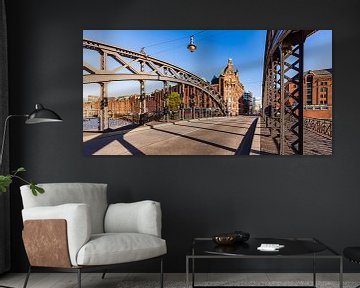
262, 30, 317, 155
83, 39, 227, 130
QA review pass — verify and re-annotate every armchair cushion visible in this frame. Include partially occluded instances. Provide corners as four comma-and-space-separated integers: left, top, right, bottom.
104, 201, 162, 237
20, 183, 108, 234
22, 203, 91, 266
76, 233, 167, 266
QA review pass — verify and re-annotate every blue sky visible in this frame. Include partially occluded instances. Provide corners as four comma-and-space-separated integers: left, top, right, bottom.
83, 30, 332, 101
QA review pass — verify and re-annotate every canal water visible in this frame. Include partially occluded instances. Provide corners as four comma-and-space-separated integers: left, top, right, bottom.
83, 118, 134, 131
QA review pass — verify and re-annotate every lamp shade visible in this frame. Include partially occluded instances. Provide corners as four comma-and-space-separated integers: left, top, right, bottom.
25, 104, 63, 124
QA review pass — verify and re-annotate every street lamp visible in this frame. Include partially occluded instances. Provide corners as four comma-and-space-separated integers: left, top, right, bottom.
187, 35, 197, 52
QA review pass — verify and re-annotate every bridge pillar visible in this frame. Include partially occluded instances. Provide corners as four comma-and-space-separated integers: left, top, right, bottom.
181, 84, 185, 120
163, 81, 169, 122
99, 82, 109, 131
190, 86, 195, 119
279, 34, 305, 155
139, 80, 146, 124
200, 93, 204, 118
99, 50, 109, 131
263, 69, 268, 126
270, 59, 280, 143
139, 60, 147, 124
279, 45, 286, 155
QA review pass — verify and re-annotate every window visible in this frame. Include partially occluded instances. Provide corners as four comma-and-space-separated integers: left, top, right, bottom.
306, 76, 313, 105
319, 87, 328, 105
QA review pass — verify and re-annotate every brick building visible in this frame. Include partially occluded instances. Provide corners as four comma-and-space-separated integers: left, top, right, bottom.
241, 91, 254, 115
83, 94, 157, 118
83, 84, 219, 119
211, 58, 245, 116
83, 96, 101, 118
287, 68, 332, 119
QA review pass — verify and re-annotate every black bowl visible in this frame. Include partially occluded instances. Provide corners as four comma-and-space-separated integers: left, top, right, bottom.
233, 230, 250, 242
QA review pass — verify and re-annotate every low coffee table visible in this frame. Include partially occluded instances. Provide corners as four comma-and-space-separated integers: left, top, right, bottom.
186, 237, 342, 288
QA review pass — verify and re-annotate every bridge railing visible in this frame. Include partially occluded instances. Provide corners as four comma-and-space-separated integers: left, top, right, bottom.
303, 117, 332, 138
83, 108, 224, 131
151, 108, 222, 122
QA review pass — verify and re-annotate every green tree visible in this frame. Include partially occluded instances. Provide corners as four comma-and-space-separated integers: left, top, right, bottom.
167, 92, 183, 111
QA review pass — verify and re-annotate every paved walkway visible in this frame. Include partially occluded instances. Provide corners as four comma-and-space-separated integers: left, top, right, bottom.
259, 117, 333, 155
83, 116, 258, 156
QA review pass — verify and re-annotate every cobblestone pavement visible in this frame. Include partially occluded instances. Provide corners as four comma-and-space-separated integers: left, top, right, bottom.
260, 118, 333, 155
259, 118, 279, 155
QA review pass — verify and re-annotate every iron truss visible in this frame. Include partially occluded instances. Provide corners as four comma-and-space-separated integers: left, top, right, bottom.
262, 30, 316, 155
83, 39, 227, 116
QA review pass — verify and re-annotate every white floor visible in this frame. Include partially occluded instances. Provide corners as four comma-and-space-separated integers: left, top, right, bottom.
0, 273, 359, 288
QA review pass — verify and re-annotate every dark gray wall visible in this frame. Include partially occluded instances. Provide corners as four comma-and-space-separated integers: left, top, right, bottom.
5, 0, 360, 273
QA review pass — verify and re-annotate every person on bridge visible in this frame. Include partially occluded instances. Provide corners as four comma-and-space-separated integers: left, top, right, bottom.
264, 104, 272, 128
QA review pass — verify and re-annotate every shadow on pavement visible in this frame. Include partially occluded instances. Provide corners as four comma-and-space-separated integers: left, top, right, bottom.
174, 123, 246, 137
235, 118, 258, 155
152, 127, 236, 153
83, 133, 145, 155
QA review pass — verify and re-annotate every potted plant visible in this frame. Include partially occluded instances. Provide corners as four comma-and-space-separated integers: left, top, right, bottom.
0, 167, 44, 196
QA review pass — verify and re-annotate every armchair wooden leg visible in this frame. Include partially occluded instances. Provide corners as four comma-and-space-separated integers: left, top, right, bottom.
77, 269, 81, 288
22, 266, 31, 288
160, 257, 164, 288
101, 270, 107, 279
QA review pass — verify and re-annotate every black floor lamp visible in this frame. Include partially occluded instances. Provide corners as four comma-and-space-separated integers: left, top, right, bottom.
0, 103, 63, 167
0, 103, 62, 288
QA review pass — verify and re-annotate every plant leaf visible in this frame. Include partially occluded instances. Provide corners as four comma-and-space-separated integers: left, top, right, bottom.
16, 167, 26, 173
0, 175, 13, 192
11, 167, 26, 175
29, 182, 44, 196
35, 185, 45, 194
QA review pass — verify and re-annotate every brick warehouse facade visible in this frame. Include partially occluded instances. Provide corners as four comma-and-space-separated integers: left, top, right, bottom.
83, 85, 219, 119
287, 69, 332, 119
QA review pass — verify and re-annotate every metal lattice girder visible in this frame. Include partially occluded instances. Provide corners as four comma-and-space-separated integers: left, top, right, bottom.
83, 39, 227, 115
269, 59, 281, 148
280, 39, 305, 155
263, 30, 316, 155
264, 30, 315, 72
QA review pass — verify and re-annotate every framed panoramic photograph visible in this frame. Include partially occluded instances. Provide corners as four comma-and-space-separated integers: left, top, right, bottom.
83, 30, 332, 156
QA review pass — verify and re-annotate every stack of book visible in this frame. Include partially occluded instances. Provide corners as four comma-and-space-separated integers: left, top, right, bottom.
257, 243, 285, 252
